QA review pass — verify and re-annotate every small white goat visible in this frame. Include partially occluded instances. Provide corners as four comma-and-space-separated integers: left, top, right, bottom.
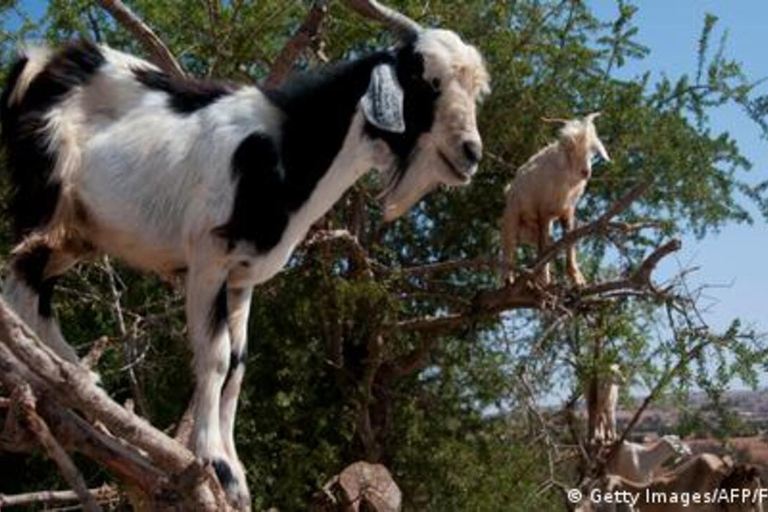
0, 1, 489, 507
500, 113, 609, 286
607, 435, 693, 483
587, 363, 624, 443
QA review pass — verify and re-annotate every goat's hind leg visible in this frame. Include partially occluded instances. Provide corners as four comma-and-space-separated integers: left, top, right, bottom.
536, 219, 553, 285
561, 212, 586, 286
3, 241, 81, 362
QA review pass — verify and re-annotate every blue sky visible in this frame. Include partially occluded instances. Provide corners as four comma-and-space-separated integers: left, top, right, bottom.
590, 0, 768, 336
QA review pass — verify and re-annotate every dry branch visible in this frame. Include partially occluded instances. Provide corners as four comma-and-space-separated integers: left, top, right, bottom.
265, 0, 329, 87
15, 385, 101, 512
0, 485, 117, 509
95, 0, 185, 78
0, 296, 232, 511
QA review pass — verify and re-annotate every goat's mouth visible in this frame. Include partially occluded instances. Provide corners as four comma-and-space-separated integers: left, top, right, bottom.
438, 150, 471, 184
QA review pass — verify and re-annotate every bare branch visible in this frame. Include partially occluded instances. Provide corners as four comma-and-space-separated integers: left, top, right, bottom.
0, 297, 231, 510
82, 336, 112, 370
15, 385, 101, 512
0, 485, 117, 509
95, 0, 185, 78
265, 0, 329, 88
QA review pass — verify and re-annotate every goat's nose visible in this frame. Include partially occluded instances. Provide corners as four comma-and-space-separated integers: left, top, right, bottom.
462, 140, 483, 165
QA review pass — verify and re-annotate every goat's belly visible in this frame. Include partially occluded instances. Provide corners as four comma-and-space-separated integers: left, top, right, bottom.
91, 225, 186, 276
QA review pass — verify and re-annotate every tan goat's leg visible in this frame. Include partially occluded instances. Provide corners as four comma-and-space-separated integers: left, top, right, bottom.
562, 212, 586, 286
500, 210, 520, 285
537, 219, 553, 285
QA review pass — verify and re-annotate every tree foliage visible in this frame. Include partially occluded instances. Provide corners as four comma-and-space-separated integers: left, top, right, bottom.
0, 1, 766, 510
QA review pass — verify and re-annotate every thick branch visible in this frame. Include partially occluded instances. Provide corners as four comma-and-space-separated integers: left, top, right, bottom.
378, 335, 436, 383
264, 0, 329, 88
0, 485, 117, 509
95, 0, 185, 78
0, 299, 229, 510
0, 298, 194, 475
16, 385, 101, 512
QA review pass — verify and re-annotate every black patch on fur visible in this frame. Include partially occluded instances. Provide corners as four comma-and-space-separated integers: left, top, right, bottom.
217, 48, 438, 252
132, 68, 235, 115
208, 284, 228, 337
212, 133, 285, 251
0, 40, 105, 239
38, 277, 58, 318
13, 246, 52, 295
211, 458, 235, 489
13, 246, 58, 318
222, 348, 247, 393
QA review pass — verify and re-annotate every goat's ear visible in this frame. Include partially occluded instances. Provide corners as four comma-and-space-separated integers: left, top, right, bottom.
361, 64, 406, 134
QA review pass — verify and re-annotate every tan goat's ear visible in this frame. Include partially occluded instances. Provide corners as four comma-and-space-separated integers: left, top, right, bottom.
584, 111, 602, 123
541, 116, 569, 126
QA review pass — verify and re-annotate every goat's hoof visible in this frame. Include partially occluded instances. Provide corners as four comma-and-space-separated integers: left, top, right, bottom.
88, 369, 103, 387
209, 457, 251, 510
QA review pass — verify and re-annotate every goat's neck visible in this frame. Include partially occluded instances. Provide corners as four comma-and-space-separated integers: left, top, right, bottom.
298, 113, 379, 226
265, 51, 391, 213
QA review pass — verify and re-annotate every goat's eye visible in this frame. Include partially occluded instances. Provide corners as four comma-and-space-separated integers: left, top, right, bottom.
431, 78, 441, 90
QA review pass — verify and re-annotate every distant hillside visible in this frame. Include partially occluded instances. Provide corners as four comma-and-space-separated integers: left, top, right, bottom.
614, 389, 768, 439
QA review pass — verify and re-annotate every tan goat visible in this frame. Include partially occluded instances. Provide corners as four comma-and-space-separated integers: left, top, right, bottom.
501, 113, 609, 286
587, 363, 624, 443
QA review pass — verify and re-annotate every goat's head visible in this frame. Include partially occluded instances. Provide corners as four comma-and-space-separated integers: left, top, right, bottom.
546, 112, 610, 183
662, 435, 693, 457
347, 0, 490, 221
608, 363, 625, 385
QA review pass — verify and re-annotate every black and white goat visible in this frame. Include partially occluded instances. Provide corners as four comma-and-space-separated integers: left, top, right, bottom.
0, 0, 489, 507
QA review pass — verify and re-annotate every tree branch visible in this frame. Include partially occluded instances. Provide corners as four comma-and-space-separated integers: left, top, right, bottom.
264, 0, 329, 88
0, 485, 117, 509
14, 385, 101, 512
95, 0, 185, 78
0, 297, 231, 510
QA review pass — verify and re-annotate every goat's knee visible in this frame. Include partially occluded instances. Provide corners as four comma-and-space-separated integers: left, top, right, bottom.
4, 245, 79, 363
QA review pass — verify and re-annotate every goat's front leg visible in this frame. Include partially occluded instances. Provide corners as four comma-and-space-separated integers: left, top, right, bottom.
186, 266, 245, 506
561, 211, 586, 286
537, 218, 553, 285
219, 285, 253, 509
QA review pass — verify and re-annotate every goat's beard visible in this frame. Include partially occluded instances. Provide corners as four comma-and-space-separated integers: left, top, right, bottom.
379, 148, 444, 222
